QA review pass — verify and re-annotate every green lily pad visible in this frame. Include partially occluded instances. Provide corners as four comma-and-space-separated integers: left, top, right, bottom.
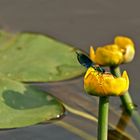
0, 77, 64, 128
0, 31, 85, 82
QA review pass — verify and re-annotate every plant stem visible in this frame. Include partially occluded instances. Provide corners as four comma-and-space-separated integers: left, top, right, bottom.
98, 96, 109, 140
110, 66, 140, 131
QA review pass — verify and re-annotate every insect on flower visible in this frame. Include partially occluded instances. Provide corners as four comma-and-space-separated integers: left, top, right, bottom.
76, 51, 105, 73
76, 51, 129, 96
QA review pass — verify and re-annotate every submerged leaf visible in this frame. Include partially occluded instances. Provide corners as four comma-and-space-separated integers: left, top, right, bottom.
0, 77, 64, 128
0, 31, 85, 82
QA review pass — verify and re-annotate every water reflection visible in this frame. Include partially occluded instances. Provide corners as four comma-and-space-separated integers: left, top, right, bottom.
36, 78, 140, 140
108, 110, 131, 140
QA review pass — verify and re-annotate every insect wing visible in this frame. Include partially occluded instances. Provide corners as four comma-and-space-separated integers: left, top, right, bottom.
76, 52, 94, 68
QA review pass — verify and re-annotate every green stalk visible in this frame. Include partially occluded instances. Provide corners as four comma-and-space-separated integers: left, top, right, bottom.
110, 66, 140, 131
98, 96, 109, 140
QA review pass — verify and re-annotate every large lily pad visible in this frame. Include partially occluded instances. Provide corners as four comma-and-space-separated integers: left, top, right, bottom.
0, 31, 85, 82
0, 77, 64, 128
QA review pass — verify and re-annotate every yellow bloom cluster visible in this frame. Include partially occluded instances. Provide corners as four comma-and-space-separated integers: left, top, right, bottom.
84, 67, 129, 96
90, 36, 135, 66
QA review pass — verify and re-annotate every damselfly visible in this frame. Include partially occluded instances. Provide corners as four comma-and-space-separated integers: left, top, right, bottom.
76, 51, 105, 73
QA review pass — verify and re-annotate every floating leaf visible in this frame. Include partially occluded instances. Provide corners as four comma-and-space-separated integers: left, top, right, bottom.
0, 31, 85, 82
0, 77, 64, 128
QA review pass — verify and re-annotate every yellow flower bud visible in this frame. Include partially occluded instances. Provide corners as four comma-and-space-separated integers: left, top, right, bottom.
84, 67, 129, 96
90, 36, 135, 66
114, 36, 135, 63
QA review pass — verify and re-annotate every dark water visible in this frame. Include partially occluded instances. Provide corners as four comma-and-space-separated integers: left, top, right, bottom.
0, 0, 140, 139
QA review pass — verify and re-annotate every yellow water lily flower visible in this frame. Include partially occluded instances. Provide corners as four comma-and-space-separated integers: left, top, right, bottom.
84, 67, 129, 96
90, 36, 135, 66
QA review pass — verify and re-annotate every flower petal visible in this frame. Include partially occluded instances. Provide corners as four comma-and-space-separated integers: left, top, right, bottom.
114, 36, 134, 48
94, 44, 123, 65
115, 36, 135, 63
90, 46, 96, 62
84, 67, 129, 96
